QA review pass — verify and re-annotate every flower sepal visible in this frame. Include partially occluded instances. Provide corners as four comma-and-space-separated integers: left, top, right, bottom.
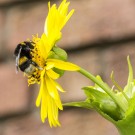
83, 86, 124, 121
48, 46, 68, 76
48, 46, 68, 61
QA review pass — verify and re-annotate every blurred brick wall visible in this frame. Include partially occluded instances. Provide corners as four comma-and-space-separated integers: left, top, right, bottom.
0, 0, 135, 134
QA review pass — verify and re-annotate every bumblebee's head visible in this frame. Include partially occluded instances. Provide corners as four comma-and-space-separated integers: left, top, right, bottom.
14, 41, 34, 58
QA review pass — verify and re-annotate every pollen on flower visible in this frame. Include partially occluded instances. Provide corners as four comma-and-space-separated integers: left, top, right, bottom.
27, 70, 41, 85
25, 35, 46, 85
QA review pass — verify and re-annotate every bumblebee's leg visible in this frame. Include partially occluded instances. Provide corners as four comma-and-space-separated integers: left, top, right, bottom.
31, 61, 43, 70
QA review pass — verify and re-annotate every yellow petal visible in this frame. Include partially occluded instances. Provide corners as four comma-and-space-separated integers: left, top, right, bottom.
47, 59, 80, 71
46, 75, 63, 110
36, 69, 45, 107
47, 98, 61, 127
36, 70, 47, 122
58, 0, 67, 12
46, 69, 60, 79
39, 33, 55, 60
38, 34, 48, 60
41, 89, 48, 123
36, 77, 44, 107
36, 87, 42, 107
54, 81, 65, 92
44, 4, 57, 36
44, 0, 74, 47
58, 1, 69, 20
62, 9, 74, 29
45, 62, 54, 70
45, 74, 59, 100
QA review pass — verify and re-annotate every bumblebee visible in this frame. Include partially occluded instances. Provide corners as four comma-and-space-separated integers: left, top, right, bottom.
14, 41, 42, 76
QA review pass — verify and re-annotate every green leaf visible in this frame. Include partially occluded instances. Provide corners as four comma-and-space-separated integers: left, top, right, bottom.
48, 46, 68, 76
124, 56, 134, 98
63, 100, 93, 109
52, 46, 68, 61
83, 86, 108, 100
83, 87, 123, 121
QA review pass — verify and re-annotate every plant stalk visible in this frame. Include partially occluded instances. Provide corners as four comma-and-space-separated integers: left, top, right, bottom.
79, 68, 127, 113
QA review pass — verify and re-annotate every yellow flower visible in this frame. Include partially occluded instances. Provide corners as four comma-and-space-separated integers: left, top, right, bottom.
25, 0, 79, 127
44, 0, 74, 54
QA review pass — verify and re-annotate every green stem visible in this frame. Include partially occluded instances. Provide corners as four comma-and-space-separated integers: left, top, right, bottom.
79, 68, 127, 113
114, 114, 135, 135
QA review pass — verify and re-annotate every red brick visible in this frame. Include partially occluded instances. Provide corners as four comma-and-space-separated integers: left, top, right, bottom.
0, 62, 30, 116
0, 10, 7, 60
102, 43, 135, 87
60, 0, 135, 49
29, 84, 40, 108
2, 109, 119, 135
59, 109, 119, 135
0, 0, 16, 4
0, 10, 4, 32
5, 2, 48, 54
4, 0, 135, 53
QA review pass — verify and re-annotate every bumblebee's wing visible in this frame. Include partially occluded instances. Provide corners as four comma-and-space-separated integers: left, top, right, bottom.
15, 46, 22, 73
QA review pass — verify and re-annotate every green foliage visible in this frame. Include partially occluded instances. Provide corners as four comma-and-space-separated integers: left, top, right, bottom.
83, 86, 123, 121
66, 56, 135, 135
63, 100, 93, 109
48, 46, 68, 61
48, 46, 68, 76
